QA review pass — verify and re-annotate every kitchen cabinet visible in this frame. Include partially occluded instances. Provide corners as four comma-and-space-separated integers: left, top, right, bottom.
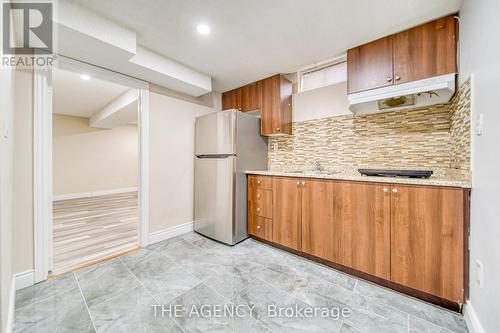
272, 177, 302, 250
247, 174, 468, 304
391, 185, 465, 302
222, 74, 292, 136
301, 179, 340, 262
347, 36, 394, 94
241, 81, 262, 112
261, 74, 292, 136
338, 181, 391, 279
347, 15, 457, 94
393, 15, 457, 85
222, 88, 242, 111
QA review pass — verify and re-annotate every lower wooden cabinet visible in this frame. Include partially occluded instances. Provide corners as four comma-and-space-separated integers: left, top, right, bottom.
301, 179, 340, 262
248, 214, 273, 241
247, 174, 467, 304
391, 185, 465, 302
338, 181, 391, 279
272, 177, 302, 250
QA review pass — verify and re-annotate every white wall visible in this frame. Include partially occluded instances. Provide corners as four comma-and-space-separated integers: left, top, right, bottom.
13, 70, 34, 274
460, 0, 500, 332
292, 82, 350, 122
149, 92, 213, 233
0, 68, 15, 332
53, 114, 138, 196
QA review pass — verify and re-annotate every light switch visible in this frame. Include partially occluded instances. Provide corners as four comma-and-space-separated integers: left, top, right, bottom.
475, 113, 484, 136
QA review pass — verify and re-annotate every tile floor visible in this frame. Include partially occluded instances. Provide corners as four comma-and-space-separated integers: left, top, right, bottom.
14, 232, 469, 333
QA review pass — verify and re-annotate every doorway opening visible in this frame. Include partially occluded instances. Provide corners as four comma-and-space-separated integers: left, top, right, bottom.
34, 57, 150, 281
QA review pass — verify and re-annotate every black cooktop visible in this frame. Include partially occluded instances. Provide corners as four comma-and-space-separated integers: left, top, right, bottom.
358, 169, 433, 179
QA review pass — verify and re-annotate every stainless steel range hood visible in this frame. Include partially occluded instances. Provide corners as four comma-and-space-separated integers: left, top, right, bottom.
348, 73, 456, 114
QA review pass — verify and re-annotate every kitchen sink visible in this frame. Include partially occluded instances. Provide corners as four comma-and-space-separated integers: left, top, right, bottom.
289, 170, 335, 176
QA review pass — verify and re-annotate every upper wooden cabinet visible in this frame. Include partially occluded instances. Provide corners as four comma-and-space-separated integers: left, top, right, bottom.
241, 81, 262, 112
391, 185, 465, 302
338, 181, 391, 280
347, 36, 394, 94
393, 15, 457, 85
222, 88, 242, 111
221, 74, 292, 136
347, 15, 457, 94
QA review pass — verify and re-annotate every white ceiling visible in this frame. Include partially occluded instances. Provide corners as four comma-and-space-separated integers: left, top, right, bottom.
72, 0, 462, 92
53, 68, 130, 117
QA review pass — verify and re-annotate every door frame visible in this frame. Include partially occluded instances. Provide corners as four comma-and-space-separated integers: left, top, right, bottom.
34, 56, 150, 282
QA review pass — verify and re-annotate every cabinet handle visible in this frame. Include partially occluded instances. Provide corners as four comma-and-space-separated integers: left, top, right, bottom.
301, 181, 305, 186
256, 208, 261, 212
257, 180, 261, 184
296, 181, 300, 185
276, 127, 281, 132
257, 225, 261, 229
392, 188, 398, 193
386, 77, 393, 82
383, 187, 389, 193
395, 75, 401, 81
257, 194, 261, 198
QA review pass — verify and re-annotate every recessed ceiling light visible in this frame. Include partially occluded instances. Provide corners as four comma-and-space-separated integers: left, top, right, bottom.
80, 74, 91, 81
196, 24, 210, 35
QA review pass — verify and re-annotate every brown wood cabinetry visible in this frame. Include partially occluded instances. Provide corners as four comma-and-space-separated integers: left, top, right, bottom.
347, 37, 394, 94
347, 15, 457, 94
261, 74, 292, 136
247, 174, 468, 305
301, 179, 340, 262
222, 74, 292, 136
241, 81, 262, 112
338, 182, 391, 279
393, 15, 457, 84
222, 88, 242, 111
391, 185, 465, 302
272, 177, 302, 250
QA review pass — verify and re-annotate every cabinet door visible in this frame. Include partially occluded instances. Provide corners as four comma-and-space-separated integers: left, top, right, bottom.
393, 15, 456, 84
347, 36, 394, 94
301, 179, 340, 262
222, 88, 242, 111
272, 177, 301, 250
339, 182, 391, 279
391, 185, 464, 302
241, 81, 262, 112
261, 75, 292, 136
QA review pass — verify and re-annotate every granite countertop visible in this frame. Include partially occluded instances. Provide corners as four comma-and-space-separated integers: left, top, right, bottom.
245, 170, 471, 188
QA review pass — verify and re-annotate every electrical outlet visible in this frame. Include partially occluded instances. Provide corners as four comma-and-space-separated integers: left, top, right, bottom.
476, 260, 484, 288
475, 113, 484, 136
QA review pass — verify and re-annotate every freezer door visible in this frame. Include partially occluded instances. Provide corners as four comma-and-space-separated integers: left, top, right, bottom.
195, 110, 236, 156
194, 155, 235, 244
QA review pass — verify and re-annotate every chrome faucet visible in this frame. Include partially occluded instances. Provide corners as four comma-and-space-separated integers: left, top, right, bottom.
312, 161, 323, 172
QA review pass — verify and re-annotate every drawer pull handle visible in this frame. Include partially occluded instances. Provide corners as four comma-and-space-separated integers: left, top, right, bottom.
257, 180, 261, 184
256, 208, 261, 212
257, 225, 261, 229
296, 181, 300, 185
301, 181, 305, 185
383, 187, 388, 193
392, 188, 398, 193
257, 194, 261, 198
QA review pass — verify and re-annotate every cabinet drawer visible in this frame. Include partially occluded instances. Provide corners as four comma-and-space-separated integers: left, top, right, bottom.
249, 189, 272, 218
249, 175, 273, 190
248, 214, 272, 241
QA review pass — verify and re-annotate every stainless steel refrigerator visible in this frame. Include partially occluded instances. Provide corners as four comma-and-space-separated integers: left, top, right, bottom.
194, 109, 268, 245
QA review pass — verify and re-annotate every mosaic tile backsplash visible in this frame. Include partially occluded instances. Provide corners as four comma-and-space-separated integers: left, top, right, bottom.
268, 80, 471, 180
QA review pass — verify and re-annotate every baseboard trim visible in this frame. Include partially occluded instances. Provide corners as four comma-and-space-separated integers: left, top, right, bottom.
6, 277, 15, 333
148, 222, 194, 245
464, 301, 485, 333
14, 270, 35, 290
53, 187, 138, 201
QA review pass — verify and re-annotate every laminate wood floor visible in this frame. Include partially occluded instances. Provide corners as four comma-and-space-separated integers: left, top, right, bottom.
52, 192, 138, 273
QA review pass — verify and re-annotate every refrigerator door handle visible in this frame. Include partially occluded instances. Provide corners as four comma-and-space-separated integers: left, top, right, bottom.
196, 154, 235, 159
